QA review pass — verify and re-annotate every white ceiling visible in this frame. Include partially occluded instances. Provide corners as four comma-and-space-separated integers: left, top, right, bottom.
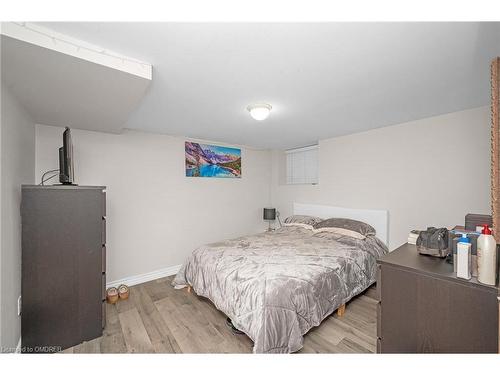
30, 23, 500, 149
1, 34, 151, 133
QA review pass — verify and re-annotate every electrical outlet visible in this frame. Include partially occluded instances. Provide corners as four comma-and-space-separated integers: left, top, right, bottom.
17, 296, 22, 316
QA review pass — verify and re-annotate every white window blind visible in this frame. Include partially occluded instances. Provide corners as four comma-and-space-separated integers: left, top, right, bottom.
285, 145, 318, 185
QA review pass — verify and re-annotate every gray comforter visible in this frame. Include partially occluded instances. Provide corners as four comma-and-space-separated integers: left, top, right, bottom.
172, 226, 388, 353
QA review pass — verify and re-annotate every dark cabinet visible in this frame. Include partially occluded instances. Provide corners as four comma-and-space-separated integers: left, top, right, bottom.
377, 244, 499, 353
21, 185, 106, 352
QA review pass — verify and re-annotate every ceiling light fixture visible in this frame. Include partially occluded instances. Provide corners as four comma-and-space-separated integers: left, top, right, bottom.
247, 103, 272, 121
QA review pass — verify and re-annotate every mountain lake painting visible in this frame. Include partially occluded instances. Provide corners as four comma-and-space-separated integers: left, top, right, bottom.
185, 141, 241, 178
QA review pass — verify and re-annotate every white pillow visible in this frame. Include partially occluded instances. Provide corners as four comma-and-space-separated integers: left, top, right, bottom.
283, 215, 323, 229
313, 226, 366, 240
283, 222, 315, 230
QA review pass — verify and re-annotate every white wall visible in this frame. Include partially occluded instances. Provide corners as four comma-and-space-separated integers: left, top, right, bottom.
271, 106, 491, 249
34, 106, 492, 284
35, 125, 272, 283
1, 86, 35, 351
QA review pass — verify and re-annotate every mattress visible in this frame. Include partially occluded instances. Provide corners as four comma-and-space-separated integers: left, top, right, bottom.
172, 225, 388, 353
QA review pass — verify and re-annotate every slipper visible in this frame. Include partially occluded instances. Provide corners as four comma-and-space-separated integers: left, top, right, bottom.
106, 287, 119, 304
118, 284, 130, 300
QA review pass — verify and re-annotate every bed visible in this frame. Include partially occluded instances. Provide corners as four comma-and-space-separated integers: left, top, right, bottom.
172, 203, 389, 353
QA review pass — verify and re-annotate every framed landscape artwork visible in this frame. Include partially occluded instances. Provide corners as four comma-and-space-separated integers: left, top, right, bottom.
185, 141, 241, 178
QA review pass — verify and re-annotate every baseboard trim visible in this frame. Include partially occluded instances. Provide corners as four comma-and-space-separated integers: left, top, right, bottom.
106, 264, 182, 289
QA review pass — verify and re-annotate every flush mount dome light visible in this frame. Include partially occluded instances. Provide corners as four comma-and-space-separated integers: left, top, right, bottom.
247, 103, 272, 121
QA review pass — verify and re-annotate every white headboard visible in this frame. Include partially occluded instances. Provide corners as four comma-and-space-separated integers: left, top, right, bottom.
293, 202, 389, 245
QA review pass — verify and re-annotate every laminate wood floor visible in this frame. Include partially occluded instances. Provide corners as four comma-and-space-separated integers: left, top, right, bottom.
63, 276, 378, 354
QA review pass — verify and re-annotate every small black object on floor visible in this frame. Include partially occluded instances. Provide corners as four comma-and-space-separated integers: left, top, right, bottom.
226, 318, 245, 335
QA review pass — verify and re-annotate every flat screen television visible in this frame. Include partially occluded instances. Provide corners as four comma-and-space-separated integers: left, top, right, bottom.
59, 127, 75, 184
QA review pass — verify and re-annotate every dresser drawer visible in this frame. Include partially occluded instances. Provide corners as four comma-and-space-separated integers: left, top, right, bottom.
102, 246, 106, 274
102, 301, 106, 329
376, 301, 381, 338
379, 260, 498, 353
102, 191, 106, 217
375, 264, 381, 301
102, 218, 106, 244
102, 273, 106, 301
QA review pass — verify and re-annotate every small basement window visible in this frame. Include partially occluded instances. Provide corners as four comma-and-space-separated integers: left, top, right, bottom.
285, 145, 319, 185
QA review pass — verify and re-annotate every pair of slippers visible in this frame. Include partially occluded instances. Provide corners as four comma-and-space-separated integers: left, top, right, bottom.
106, 284, 129, 304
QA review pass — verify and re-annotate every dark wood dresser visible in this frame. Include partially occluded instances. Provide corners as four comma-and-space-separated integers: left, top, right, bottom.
376, 243, 499, 353
21, 185, 106, 352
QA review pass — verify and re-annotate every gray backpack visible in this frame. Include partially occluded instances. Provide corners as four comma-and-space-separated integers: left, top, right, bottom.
416, 227, 449, 258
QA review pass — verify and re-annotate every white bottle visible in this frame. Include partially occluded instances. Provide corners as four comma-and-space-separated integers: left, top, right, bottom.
456, 234, 471, 280
477, 224, 497, 285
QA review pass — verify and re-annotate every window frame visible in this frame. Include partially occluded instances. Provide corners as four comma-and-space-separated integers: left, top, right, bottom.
285, 144, 319, 185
